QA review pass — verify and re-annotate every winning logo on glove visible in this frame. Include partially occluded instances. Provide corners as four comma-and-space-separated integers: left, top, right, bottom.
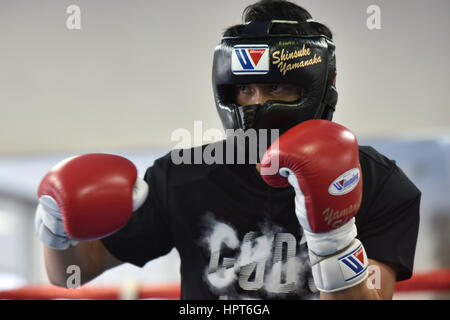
338, 242, 368, 282
328, 168, 361, 196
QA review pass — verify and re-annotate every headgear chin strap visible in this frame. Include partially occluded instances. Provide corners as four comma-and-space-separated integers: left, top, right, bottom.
212, 20, 337, 134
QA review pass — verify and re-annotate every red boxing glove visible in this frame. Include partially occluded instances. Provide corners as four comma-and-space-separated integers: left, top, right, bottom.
261, 119, 362, 235
261, 120, 368, 292
36, 153, 148, 245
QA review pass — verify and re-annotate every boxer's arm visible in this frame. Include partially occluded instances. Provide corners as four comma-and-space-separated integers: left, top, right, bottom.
44, 239, 122, 287
261, 120, 399, 299
320, 258, 396, 300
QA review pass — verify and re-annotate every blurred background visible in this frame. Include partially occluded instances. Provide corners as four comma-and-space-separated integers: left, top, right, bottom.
0, 0, 449, 299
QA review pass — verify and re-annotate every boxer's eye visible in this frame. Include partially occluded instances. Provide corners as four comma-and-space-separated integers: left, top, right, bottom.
237, 85, 251, 94
270, 84, 279, 91
270, 84, 283, 93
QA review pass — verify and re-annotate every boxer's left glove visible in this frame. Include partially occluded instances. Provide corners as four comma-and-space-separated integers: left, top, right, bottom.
261, 120, 368, 292
35, 153, 149, 250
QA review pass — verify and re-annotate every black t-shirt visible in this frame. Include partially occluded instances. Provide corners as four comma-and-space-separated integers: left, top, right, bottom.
102, 143, 421, 299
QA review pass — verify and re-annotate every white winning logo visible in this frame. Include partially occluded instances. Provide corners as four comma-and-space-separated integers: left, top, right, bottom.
328, 168, 360, 196
232, 45, 269, 75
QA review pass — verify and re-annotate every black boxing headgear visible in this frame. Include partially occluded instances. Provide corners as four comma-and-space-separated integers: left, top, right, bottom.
212, 20, 337, 134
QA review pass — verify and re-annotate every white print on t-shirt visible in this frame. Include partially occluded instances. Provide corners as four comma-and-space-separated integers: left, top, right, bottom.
201, 215, 317, 299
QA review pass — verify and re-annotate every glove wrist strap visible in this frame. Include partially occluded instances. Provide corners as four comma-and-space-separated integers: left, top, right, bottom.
309, 238, 369, 293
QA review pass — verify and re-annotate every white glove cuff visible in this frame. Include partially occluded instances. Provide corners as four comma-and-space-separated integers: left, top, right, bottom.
35, 197, 78, 250
310, 238, 369, 293
304, 218, 357, 256
38, 196, 66, 237
132, 178, 149, 211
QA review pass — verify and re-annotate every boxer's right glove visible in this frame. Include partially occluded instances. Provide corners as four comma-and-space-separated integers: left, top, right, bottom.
35, 153, 149, 250
261, 120, 368, 293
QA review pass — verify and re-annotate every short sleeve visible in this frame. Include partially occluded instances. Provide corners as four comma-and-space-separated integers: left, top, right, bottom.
101, 157, 174, 267
357, 165, 421, 281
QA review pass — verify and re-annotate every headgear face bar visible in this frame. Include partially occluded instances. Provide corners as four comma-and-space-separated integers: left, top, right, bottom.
212, 20, 338, 134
